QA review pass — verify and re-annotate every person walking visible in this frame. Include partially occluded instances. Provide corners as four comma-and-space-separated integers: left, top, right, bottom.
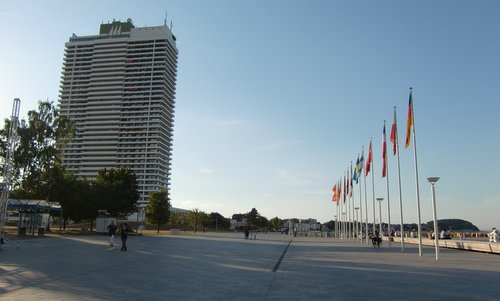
120, 223, 129, 251
107, 221, 117, 249
489, 227, 498, 243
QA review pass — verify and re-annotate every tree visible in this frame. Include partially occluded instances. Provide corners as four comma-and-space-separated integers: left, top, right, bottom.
145, 189, 171, 233
2, 100, 73, 197
246, 208, 259, 227
245, 208, 269, 230
188, 209, 209, 233
255, 215, 269, 229
94, 168, 139, 218
51, 170, 94, 226
209, 212, 231, 230
323, 220, 334, 232
270, 217, 284, 231
170, 211, 189, 231
426, 219, 479, 232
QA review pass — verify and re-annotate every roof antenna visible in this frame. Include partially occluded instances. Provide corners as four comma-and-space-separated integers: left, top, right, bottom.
170, 20, 173, 31
164, 11, 167, 26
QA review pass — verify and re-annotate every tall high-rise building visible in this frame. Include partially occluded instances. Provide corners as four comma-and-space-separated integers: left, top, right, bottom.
58, 19, 178, 207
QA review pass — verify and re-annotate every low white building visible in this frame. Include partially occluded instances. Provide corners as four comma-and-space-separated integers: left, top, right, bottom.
290, 218, 321, 236
230, 214, 247, 230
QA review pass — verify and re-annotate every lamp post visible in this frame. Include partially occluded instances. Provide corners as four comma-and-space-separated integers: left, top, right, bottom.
354, 207, 360, 242
376, 198, 383, 238
427, 177, 440, 260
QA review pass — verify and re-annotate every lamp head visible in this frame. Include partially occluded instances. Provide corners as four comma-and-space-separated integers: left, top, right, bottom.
376, 197, 384, 202
427, 177, 440, 184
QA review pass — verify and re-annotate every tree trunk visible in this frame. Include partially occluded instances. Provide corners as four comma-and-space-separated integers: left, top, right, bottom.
157, 224, 160, 233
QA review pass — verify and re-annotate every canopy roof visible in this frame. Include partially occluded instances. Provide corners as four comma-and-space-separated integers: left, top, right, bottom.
6, 199, 62, 211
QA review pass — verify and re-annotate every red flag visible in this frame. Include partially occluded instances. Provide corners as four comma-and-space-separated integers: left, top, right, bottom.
390, 109, 397, 156
332, 184, 337, 203
382, 123, 387, 178
365, 139, 372, 176
405, 90, 413, 148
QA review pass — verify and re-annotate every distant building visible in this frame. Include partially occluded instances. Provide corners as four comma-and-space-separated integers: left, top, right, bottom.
288, 218, 321, 236
58, 19, 178, 208
230, 214, 248, 230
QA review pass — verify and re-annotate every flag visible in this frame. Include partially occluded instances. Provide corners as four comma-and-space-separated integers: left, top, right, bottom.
382, 123, 387, 178
365, 139, 372, 176
359, 148, 364, 175
405, 90, 413, 148
349, 164, 353, 197
353, 156, 359, 184
390, 108, 397, 155
332, 184, 337, 203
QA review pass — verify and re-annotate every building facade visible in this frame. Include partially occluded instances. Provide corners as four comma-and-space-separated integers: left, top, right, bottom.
230, 214, 248, 230
58, 19, 178, 207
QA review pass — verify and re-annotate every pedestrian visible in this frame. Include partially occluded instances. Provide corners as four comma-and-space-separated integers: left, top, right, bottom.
107, 221, 117, 249
488, 227, 498, 243
244, 226, 249, 239
120, 223, 129, 251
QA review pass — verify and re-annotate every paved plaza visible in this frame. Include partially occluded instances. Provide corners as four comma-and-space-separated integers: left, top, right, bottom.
0, 232, 499, 300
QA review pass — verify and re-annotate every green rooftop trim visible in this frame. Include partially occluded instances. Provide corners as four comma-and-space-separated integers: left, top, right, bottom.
99, 19, 135, 35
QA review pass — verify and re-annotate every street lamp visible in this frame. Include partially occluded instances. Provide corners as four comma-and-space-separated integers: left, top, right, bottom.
376, 198, 384, 238
427, 177, 440, 260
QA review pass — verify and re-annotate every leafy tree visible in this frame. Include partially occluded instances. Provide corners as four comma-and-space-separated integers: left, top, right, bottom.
245, 208, 269, 229
425, 219, 479, 232
209, 212, 231, 230
246, 208, 259, 227
189, 208, 209, 233
94, 168, 139, 218
270, 217, 284, 231
145, 189, 171, 233
170, 211, 189, 230
51, 170, 94, 226
255, 215, 269, 229
323, 220, 334, 231
3, 100, 73, 196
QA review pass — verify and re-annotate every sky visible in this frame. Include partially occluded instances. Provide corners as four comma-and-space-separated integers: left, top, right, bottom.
1, 0, 499, 230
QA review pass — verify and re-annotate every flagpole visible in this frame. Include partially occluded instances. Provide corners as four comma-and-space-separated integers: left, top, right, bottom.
345, 168, 351, 242
339, 195, 342, 239
335, 202, 339, 239
351, 163, 356, 242
343, 173, 347, 240
410, 87, 423, 256
363, 160, 369, 245
348, 164, 353, 242
370, 138, 376, 234
339, 177, 345, 239
384, 120, 392, 248
394, 106, 405, 252
359, 149, 364, 244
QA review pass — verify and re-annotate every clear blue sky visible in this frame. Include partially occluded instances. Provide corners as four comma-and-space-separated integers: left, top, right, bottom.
1, 0, 499, 230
